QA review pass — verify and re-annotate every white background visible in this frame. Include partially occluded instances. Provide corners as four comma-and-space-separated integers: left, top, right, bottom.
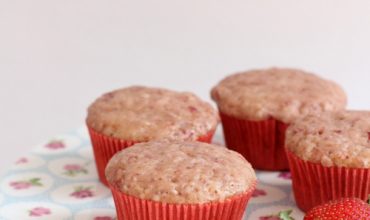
1, 0, 370, 175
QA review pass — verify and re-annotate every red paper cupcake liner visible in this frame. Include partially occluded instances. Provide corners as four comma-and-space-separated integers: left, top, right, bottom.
110, 182, 256, 220
286, 150, 370, 212
87, 126, 216, 186
219, 111, 289, 170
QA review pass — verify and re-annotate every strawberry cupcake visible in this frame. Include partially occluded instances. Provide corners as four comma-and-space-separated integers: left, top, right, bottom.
286, 111, 370, 211
86, 86, 219, 185
211, 68, 346, 170
105, 140, 257, 220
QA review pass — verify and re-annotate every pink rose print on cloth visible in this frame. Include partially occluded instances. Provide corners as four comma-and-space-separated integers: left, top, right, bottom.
45, 140, 65, 150
15, 157, 28, 165
70, 186, 94, 199
29, 207, 51, 217
252, 188, 267, 198
278, 172, 292, 180
10, 178, 43, 190
11, 156, 45, 171
259, 210, 294, 220
63, 164, 88, 177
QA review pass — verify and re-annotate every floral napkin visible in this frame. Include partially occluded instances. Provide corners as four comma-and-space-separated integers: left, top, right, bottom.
0, 128, 304, 220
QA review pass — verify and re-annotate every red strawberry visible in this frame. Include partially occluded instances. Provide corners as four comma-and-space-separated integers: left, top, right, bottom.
304, 197, 370, 220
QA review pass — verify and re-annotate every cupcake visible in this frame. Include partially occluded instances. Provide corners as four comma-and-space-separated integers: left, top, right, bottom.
286, 111, 370, 211
211, 68, 347, 170
105, 140, 257, 220
86, 86, 219, 185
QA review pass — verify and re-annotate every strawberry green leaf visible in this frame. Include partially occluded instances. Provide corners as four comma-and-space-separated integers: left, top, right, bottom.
278, 210, 295, 220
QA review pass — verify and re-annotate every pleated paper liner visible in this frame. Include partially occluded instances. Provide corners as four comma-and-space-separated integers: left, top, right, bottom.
110, 182, 256, 220
286, 150, 370, 212
87, 126, 216, 186
219, 111, 289, 170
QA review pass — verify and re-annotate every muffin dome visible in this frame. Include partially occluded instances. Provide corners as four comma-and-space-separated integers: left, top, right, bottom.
105, 141, 256, 204
87, 86, 219, 141
211, 68, 347, 123
286, 111, 370, 168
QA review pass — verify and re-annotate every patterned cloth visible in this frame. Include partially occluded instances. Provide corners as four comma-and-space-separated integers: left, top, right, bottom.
0, 127, 305, 220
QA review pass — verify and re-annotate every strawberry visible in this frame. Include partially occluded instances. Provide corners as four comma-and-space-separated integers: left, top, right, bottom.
304, 197, 370, 220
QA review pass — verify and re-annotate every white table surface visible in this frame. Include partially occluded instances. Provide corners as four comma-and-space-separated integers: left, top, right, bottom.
1, 0, 370, 175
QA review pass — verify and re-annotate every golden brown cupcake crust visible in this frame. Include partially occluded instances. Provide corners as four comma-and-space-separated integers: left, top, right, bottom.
286, 111, 370, 168
211, 68, 347, 123
105, 141, 256, 204
87, 86, 219, 141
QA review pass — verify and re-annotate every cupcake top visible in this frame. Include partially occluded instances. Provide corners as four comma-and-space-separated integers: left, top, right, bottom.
87, 86, 219, 141
211, 68, 347, 123
286, 111, 370, 168
105, 141, 256, 204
